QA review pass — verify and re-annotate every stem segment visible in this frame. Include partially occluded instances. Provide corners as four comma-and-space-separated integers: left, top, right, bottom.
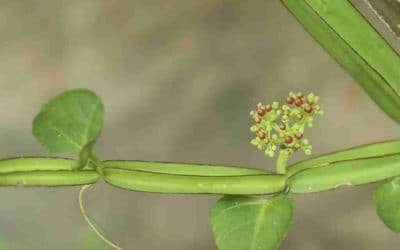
103, 168, 286, 195
277, 150, 289, 174
0, 144, 399, 195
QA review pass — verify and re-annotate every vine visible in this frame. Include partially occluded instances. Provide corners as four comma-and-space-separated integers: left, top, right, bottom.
0, 89, 398, 250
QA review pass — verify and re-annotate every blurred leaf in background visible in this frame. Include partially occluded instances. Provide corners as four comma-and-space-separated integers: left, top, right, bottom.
74, 228, 108, 250
0, 237, 11, 250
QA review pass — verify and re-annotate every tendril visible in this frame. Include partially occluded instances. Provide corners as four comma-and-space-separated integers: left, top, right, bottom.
78, 184, 123, 250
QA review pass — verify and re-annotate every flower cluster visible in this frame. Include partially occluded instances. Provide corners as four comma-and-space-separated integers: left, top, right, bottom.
250, 92, 324, 158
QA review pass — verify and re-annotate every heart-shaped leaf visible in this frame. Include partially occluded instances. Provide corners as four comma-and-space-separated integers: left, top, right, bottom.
33, 89, 104, 154
374, 178, 400, 232
210, 194, 293, 250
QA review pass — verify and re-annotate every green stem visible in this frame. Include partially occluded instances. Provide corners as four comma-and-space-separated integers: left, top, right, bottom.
89, 152, 104, 176
103, 168, 286, 195
277, 150, 288, 174
287, 140, 400, 177
102, 160, 271, 176
0, 157, 76, 173
0, 170, 99, 186
288, 153, 400, 193
0, 149, 399, 194
0, 157, 100, 186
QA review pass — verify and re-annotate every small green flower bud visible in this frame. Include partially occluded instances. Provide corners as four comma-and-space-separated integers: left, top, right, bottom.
268, 151, 275, 157
285, 148, 294, 155
250, 125, 258, 132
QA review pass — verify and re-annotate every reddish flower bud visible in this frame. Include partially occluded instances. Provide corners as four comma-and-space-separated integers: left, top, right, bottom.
304, 105, 313, 113
286, 97, 294, 104
294, 98, 303, 107
257, 108, 266, 116
285, 136, 293, 144
280, 124, 286, 130
258, 132, 266, 139
265, 104, 272, 112
295, 133, 303, 139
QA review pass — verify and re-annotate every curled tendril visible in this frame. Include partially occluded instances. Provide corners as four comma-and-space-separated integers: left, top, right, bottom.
250, 91, 324, 158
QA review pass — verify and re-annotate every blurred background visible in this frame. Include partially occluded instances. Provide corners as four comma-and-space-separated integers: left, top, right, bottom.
0, 0, 399, 249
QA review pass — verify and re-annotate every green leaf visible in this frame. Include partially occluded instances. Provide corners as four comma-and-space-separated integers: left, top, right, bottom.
210, 194, 293, 250
33, 89, 104, 154
281, 0, 400, 122
374, 178, 400, 232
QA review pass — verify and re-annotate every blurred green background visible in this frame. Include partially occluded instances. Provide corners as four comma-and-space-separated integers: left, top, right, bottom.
0, 0, 399, 249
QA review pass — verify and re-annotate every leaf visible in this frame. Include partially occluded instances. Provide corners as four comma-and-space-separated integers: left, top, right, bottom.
281, 0, 400, 122
374, 178, 400, 232
210, 194, 293, 250
33, 89, 104, 154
